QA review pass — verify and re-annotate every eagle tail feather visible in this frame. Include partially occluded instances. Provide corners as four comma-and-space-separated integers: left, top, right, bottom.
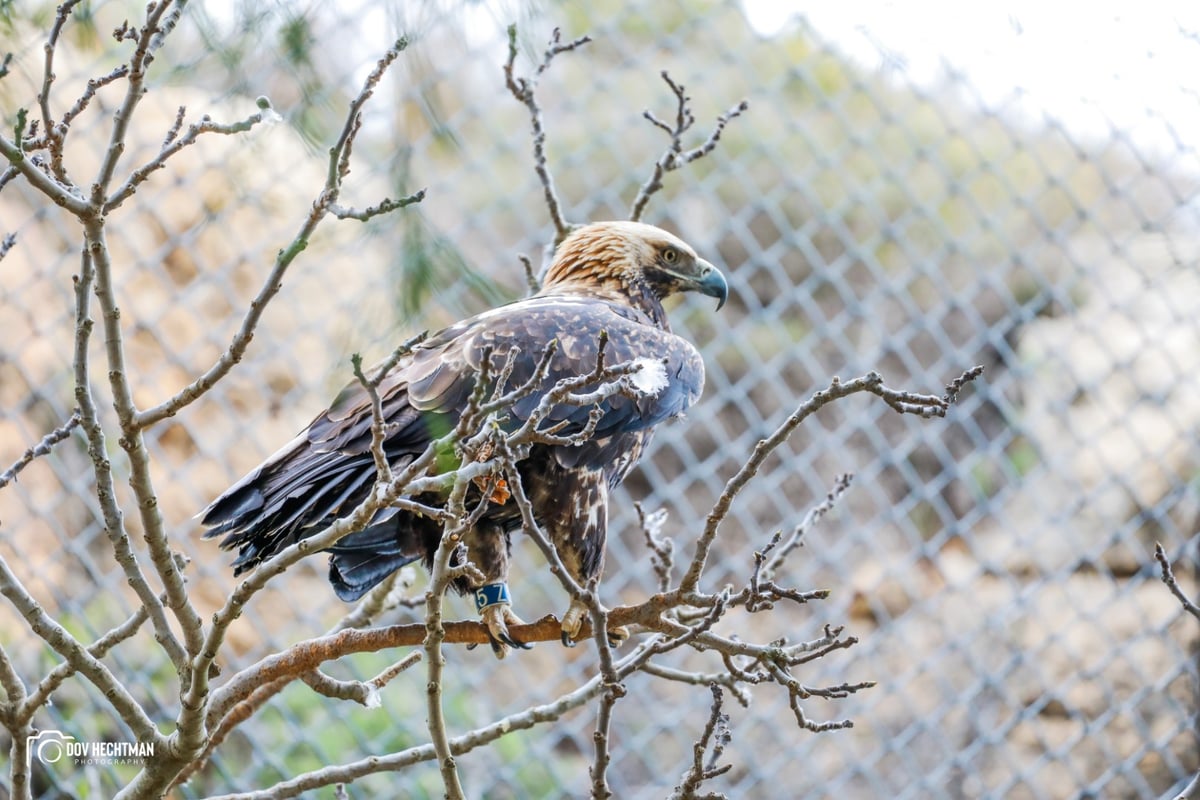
327, 522, 422, 601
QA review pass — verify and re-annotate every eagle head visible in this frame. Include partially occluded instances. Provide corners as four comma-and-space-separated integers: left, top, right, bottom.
540, 221, 729, 316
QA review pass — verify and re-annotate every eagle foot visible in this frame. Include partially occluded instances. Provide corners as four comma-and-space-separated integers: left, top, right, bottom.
480, 604, 530, 657
560, 598, 629, 649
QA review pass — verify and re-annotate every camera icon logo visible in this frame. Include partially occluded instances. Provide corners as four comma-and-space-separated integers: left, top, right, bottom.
27, 730, 76, 765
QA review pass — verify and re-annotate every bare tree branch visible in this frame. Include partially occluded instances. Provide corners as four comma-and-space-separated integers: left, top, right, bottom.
329, 188, 427, 221
669, 684, 733, 800
680, 368, 983, 594
71, 248, 187, 670
134, 40, 422, 430
299, 651, 421, 707
422, 476, 484, 800
18, 606, 149, 720
84, 210, 206, 674
104, 103, 281, 213
636, 503, 675, 592
757, 473, 852, 585
629, 71, 749, 222
504, 24, 590, 244
0, 556, 162, 744
0, 410, 81, 490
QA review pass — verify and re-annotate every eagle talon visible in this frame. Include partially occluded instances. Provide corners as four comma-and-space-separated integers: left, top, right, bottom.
560, 598, 588, 648
606, 625, 630, 649
559, 599, 630, 649
479, 598, 529, 659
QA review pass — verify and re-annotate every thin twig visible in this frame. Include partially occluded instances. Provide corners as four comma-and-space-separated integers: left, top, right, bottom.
329, 189, 427, 221
758, 473, 852, 584
629, 71, 749, 221
105, 104, 280, 213
134, 41, 421, 430
1155, 542, 1200, 620
0, 411, 81, 489
518, 253, 540, 295
36, 0, 85, 182
669, 684, 733, 800
636, 503, 674, 592
680, 368, 983, 593
504, 24, 590, 243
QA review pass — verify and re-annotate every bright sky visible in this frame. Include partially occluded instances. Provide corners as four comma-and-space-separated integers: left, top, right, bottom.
743, 1, 1200, 160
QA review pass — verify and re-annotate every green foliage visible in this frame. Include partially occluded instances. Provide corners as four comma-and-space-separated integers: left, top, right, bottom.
279, 11, 314, 67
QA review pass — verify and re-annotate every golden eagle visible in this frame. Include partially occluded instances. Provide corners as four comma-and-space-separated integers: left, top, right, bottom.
201, 221, 727, 655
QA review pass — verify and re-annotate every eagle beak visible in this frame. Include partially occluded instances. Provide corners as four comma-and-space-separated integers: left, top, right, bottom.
692, 259, 729, 310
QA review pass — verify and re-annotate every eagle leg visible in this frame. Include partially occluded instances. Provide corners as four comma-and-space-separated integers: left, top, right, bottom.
559, 597, 628, 649
474, 582, 531, 659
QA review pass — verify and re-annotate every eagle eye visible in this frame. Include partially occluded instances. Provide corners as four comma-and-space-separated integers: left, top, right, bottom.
661, 246, 679, 265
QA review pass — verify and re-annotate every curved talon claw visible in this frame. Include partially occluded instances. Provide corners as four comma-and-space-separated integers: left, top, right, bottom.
560, 599, 587, 648
559, 599, 631, 649
606, 625, 630, 649
480, 603, 530, 659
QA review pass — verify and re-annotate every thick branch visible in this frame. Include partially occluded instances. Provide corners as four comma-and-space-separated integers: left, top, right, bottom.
71, 248, 186, 670
0, 556, 162, 744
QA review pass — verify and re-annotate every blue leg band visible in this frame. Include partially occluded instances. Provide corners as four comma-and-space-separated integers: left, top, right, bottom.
475, 582, 511, 613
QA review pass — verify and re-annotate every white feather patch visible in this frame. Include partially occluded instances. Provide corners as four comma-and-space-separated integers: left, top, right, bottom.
628, 358, 669, 396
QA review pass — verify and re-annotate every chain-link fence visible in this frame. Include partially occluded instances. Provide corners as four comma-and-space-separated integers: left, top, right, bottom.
2, 1, 1198, 797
